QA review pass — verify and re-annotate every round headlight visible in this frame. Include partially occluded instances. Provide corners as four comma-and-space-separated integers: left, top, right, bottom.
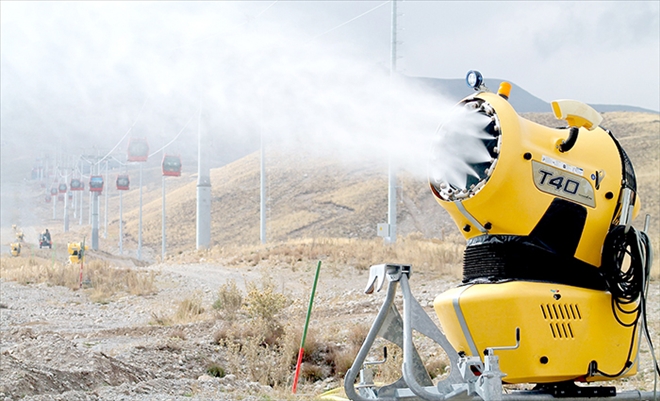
466, 70, 483, 90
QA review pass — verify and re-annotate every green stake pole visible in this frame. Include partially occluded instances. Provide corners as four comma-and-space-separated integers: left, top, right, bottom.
292, 260, 322, 394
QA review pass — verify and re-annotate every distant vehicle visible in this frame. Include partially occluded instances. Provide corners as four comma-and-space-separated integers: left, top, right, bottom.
39, 230, 52, 249
39, 234, 52, 249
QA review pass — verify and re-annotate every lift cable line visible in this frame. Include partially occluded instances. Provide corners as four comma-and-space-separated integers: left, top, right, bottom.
148, 109, 199, 158
254, 0, 278, 19
308, 1, 389, 42
94, 98, 149, 166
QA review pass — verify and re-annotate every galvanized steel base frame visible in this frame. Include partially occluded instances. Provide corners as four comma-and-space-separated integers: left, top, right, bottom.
343, 264, 657, 401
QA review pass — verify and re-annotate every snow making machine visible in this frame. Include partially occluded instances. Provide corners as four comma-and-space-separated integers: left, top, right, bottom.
345, 71, 657, 401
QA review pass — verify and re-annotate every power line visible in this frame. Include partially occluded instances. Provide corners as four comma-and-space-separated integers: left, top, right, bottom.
148, 108, 199, 158
309, 1, 389, 42
96, 97, 149, 165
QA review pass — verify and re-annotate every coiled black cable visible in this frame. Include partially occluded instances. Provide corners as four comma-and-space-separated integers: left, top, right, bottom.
598, 225, 658, 378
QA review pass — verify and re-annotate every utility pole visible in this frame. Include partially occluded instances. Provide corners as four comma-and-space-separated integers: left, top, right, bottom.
386, 0, 398, 244
137, 163, 143, 259
162, 175, 166, 261
104, 160, 108, 239
260, 125, 266, 244
63, 168, 69, 232
196, 105, 211, 249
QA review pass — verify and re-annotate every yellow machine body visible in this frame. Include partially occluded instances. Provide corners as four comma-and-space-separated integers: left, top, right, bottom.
432, 92, 638, 267
68, 242, 88, 264
434, 281, 639, 384
427, 87, 644, 385
10, 242, 21, 257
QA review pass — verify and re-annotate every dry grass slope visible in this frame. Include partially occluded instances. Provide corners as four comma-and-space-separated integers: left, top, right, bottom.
114, 112, 657, 273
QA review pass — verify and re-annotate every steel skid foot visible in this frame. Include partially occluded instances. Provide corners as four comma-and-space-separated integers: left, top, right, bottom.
345, 264, 491, 401
343, 264, 658, 401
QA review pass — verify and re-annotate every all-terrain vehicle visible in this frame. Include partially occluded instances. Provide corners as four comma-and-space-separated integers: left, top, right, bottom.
39, 232, 52, 249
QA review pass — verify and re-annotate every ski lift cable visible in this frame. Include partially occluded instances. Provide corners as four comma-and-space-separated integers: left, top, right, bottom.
148, 108, 199, 158
95, 97, 149, 166
254, 0, 278, 19
308, 1, 389, 42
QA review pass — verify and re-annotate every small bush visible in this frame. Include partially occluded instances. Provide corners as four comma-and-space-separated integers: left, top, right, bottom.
244, 281, 288, 321
213, 279, 243, 320
174, 293, 205, 323
206, 363, 225, 378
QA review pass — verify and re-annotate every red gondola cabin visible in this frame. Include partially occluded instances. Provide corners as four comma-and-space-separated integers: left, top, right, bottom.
116, 175, 130, 191
50, 187, 58, 196
89, 176, 104, 192
162, 155, 182, 177
45, 195, 51, 203
127, 138, 149, 162
70, 178, 83, 191
58, 183, 67, 193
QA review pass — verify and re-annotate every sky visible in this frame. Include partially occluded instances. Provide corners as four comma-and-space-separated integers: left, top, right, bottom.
1, 1, 659, 176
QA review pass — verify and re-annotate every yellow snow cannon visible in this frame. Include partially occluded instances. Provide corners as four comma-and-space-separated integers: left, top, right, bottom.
10, 242, 21, 257
344, 71, 655, 401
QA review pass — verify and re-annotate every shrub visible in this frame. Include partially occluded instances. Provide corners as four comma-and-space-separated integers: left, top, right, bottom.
213, 279, 243, 320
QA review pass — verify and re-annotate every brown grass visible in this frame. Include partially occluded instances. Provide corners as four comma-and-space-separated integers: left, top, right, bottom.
173, 292, 205, 324
174, 234, 465, 278
0, 256, 157, 301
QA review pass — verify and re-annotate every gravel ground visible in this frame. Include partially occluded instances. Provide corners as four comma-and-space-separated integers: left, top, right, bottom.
1, 259, 658, 400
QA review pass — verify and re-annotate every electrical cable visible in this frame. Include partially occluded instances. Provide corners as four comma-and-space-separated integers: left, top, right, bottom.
95, 98, 149, 165
597, 225, 658, 381
308, 1, 389, 42
148, 109, 199, 158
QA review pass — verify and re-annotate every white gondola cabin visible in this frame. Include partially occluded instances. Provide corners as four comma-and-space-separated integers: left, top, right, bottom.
127, 138, 149, 162
89, 176, 104, 193
162, 155, 182, 177
70, 178, 83, 191
116, 175, 130, 191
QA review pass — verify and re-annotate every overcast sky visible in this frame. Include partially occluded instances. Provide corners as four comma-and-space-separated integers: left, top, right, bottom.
1, 1, 658, 167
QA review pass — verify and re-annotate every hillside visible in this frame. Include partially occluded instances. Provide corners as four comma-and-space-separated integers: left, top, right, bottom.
111, 112, 659, 259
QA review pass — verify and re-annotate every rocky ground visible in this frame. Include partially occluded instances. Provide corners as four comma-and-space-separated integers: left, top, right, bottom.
1, 253, 659, 401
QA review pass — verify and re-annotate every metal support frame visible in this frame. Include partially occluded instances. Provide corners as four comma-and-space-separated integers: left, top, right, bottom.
344, 264, 657, 401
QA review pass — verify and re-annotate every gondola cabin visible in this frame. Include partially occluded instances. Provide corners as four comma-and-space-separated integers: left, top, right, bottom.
45, 195, 51, 203
127, 138, 149, 162
58, 183, 67, 193
58, 194, 64, 202
50, 187, 58, 196
70, 178, 83, 191
89, 176, 104, 193
116, 175, 130, 191
162, 155, 182, 177
67, 191, 73, 200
